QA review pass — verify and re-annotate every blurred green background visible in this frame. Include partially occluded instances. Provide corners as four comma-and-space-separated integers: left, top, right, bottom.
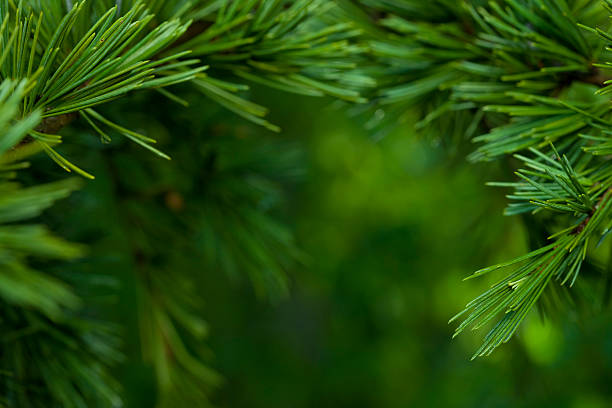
30, 87, 612, 407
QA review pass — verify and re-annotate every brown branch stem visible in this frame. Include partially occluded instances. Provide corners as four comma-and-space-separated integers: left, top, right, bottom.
574, 186, 612, 235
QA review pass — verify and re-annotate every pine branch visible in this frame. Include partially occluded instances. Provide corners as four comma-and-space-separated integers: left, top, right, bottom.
8, 2, 612, 406
0, 79, 121, 407
342, 0, 612, 357
0, 1, 204, 176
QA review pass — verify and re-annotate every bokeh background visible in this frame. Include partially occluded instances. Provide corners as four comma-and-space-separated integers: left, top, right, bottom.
29, 87, 612, 407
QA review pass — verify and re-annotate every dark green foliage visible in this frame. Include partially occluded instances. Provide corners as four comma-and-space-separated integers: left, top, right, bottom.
0, 80, 120, 407
0, 1, 363, 405
344, 0, 612, 359
4, 0, 612, 406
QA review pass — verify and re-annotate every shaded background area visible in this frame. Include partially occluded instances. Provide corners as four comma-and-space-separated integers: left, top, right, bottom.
31, 87, 612, 407
202, 91, 612, 408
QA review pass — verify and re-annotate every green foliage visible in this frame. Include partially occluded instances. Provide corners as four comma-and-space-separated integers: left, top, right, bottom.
0, 79, 79, 317
343, 0, 612, 358
6, 0, 612, 406
0, 80, 121, 408
0, 1, 363, 405
99, 94, 305, 406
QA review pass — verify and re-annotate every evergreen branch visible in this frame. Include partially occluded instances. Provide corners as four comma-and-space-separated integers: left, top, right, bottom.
452, 157, 612, 358
342, 0, 612, 356
0, 78, 121, 407
6, 2, 612, 405
343, 0, 607, 140
448, 1, 612, 356
0, 1, 204, 174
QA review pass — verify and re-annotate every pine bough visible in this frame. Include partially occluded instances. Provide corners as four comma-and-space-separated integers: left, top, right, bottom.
2, 0, 612, 406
